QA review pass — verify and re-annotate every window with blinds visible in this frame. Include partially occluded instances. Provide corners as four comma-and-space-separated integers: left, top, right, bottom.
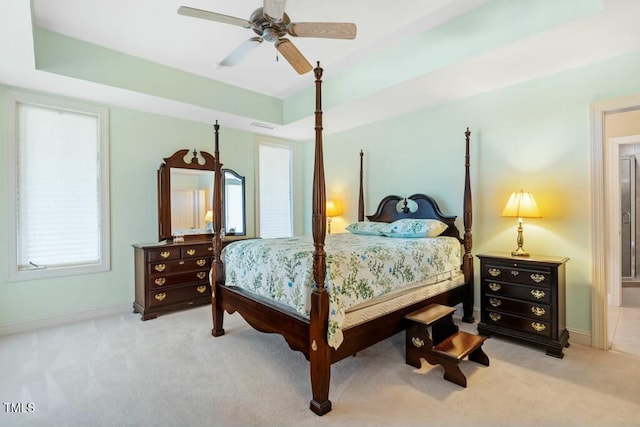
5, 91, 110, 280
257, 141, 293, 238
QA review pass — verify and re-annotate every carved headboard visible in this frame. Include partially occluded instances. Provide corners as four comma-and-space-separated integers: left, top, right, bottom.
366, 193, 462, 240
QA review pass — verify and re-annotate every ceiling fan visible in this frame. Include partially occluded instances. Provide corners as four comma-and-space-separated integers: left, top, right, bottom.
178, 0, 357, 75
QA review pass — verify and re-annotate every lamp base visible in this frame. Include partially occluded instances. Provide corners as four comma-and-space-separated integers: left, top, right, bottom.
511, 221, 530, 256
511, 247, 530, 257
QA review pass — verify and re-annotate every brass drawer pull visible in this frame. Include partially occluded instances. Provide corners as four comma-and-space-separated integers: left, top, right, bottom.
187, 249, 196, 256
411, 337, 425, 348
154, 293, 167, 301
160, 251, 171, 259
154, 278, 166, 286
179, 261, 185, 265
488, 282, 501, 292
197, 285, 207, 293
531, 322, 546, 332
530, 289, 546, 299
196, 259, 206, 266
488, 268, 501, 277
531, 273, 545, 283
531, 306, 546, 316
510, 270, 519, 276
208, 247, 213, 252
197, 272, 207, 279
154, 264, 166, 272
489, 312, 501, 321
489, 298, 502, 307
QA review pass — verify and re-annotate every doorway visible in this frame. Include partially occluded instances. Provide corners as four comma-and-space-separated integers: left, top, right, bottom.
602, 109, 640, 356
590, 97, 640, 354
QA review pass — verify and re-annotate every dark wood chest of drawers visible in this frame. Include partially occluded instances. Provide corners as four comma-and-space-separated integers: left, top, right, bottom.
133, 241, 213, 320
477, 252, 569, 358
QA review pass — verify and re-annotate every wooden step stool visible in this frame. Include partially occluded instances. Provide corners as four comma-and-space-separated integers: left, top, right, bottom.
405, 304, 489, 387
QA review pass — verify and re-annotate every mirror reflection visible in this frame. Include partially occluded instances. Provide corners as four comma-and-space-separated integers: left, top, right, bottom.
170, 168, 214, 236
223, 169, 246, 235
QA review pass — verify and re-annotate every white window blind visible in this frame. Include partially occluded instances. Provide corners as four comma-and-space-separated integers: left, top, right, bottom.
258, 142, 293, 238
6, 91, 110, 280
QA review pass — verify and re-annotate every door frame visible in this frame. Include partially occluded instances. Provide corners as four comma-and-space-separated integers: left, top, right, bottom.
590, 94, 640, 350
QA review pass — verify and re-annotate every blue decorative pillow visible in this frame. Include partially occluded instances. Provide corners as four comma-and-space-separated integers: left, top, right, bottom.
381, 218, 448, 238
345, 221, 387, 236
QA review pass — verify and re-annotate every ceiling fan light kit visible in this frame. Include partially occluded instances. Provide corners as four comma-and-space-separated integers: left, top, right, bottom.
178, 0, 357, 74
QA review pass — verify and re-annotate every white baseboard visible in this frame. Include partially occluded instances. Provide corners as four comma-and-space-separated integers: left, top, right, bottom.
567, 327, 591, 347
0, 304, 131, 336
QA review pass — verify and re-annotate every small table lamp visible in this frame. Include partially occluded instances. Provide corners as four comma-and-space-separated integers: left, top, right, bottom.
204, 210, 213, 231
326, 200, 342, 234
501, 190, 541, 257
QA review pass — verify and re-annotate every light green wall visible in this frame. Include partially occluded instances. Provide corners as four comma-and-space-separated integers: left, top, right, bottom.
0, 90, 263, 327
4, 47, 640, 336
304, 51, 640, 335
33, 28, 282, 125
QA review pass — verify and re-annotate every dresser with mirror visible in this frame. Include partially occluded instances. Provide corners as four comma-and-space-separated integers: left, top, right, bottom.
133, 148, 246, 320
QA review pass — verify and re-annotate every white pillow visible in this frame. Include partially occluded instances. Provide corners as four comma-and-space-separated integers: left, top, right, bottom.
345, 221, 387, 236
380, 218, 448, 238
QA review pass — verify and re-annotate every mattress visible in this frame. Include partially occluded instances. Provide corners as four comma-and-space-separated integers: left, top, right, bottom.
222, 233, 463, 348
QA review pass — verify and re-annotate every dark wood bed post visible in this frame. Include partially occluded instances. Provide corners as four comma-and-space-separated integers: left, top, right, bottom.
358, 150, 364, 222
309, 63, 332, 416
211, 121, 225, 337
462, 127, 474, 323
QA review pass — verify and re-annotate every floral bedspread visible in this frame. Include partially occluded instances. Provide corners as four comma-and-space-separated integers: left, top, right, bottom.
222, 233, 462, 348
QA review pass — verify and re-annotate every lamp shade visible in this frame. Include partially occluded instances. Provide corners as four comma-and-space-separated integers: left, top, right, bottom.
204, 210, 213, 222
501, 191, 541, 219
326, 200, 342, 217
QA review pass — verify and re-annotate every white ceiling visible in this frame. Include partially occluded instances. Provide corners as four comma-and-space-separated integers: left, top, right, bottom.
32, 0, 487, 98
1, 0, 640, 140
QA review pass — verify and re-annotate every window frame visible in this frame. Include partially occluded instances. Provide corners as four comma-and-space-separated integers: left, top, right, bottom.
255, 137, 296, 238
4, 90, 110, 281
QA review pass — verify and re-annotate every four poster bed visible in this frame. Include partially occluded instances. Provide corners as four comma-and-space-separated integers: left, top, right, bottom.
208, 64, 473, 416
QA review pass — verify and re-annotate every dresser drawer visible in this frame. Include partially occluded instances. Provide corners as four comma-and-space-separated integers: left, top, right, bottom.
181, 245, 213, 258
148, 270, 210, 290
482, 262, 552, 288
482, 280, 551, 304
483, 310, 551, 338
147, 283, 211, 308
146, 248, 181, 262
482, 295, 551, 321
148, 258, 211, 275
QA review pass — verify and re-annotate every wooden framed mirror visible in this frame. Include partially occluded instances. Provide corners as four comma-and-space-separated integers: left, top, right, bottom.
158, 149, 216, 242
157, 150, 247, 241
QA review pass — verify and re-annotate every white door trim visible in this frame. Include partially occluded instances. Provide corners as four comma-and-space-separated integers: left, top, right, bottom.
590, 94, 640, 350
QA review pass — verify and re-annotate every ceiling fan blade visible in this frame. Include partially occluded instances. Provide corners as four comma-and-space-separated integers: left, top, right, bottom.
263, 0, 287, 23
177, 6, 253, 28
219, 37, 263, 67
288, 22, 357, 39
275, 39, 312, 75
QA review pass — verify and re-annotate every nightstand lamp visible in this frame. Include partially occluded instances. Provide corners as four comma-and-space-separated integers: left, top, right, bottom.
326, 199, 342, 234
501, 190, 541, 257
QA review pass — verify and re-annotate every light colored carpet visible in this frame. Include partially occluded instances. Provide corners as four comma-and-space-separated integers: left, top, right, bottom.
1, 305, 639, 427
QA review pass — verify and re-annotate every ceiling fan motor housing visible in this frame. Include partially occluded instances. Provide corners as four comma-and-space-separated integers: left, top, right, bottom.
250, 7, 290, 42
